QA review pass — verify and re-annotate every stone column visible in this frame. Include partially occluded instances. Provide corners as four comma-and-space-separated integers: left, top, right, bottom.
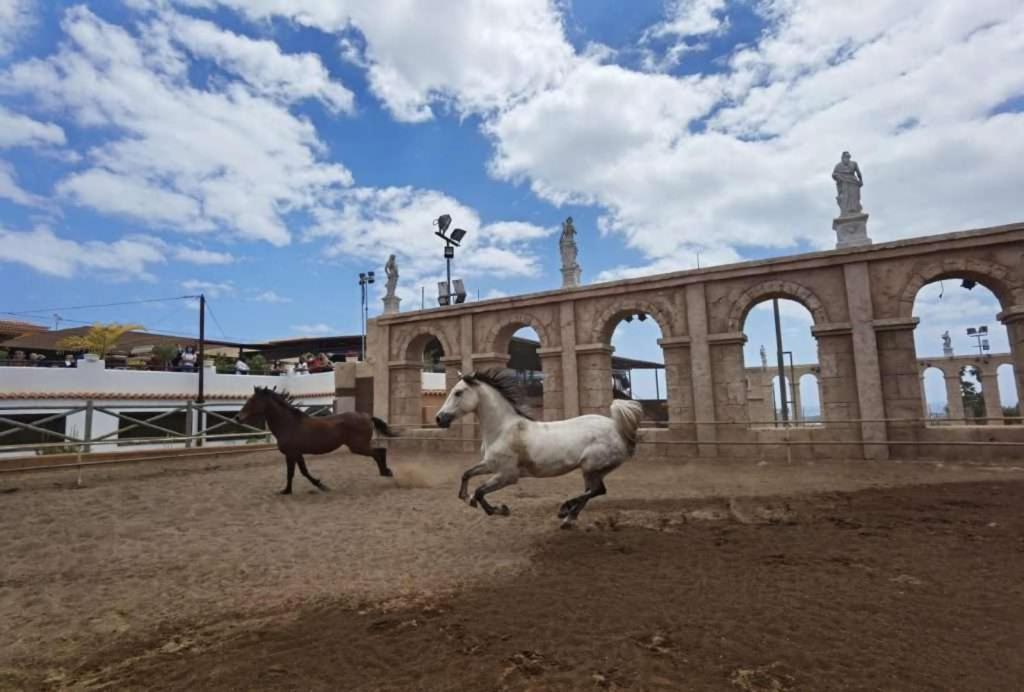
537, 347, 564, 421
387, 361, 424, 427
658, 337, 694, 432
576, 344, 613, 415
812, 324, 860, 449
944, 371, 966, 422
874, 317, 923, 454
559, 301, 580, 418
685, 283, 717, 456
843, 262, 888, 460
369, 319, 390, 421
997, 306, 1024, 414
979, 369, 1002, 424
708, 333, 749, 451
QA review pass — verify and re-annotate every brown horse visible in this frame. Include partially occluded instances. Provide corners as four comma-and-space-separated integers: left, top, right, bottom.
238, 387, 397, 494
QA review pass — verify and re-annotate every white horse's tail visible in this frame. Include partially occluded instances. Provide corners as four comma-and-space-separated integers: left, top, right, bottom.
610, 400, 644, 455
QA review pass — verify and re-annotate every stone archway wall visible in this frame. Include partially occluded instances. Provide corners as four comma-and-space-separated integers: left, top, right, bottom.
373, 222, 1024, 461
726, 279, 829, 333
896, 258, 1022, 319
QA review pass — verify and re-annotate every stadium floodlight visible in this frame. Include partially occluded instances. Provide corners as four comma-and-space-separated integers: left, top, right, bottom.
452, 279, 467, 304
966, 325, 989, 357
433, 213, 470, 308
358, 271, 376, 360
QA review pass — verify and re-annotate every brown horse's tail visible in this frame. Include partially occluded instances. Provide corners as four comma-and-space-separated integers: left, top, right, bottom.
371, 416, 399, 437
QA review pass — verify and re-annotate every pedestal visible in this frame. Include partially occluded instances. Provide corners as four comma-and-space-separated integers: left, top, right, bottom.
561, 265, 581, 288
833, 212, 871, 249
382, 295, 401, 315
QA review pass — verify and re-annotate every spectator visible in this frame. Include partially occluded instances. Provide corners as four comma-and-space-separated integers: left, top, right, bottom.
235, 357, 250, 375
180, 346, 197, 371
64, 354, 76, 368
296, 359, 309, 375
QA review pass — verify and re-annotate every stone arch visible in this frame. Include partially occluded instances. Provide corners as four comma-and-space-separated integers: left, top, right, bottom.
897, 258, 1021, 318
727, 280, 829, 332
399, 329, 455, 363
590, 298, 675, 345
482, 312, 557, 354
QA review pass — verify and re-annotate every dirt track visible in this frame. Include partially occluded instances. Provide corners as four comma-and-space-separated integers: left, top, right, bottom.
2, 450, 1023, 691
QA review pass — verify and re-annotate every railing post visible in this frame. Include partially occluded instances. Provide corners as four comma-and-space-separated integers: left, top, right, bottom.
83, 400, 94, 454
185, 401, 194, 449
197, 402, 205, 448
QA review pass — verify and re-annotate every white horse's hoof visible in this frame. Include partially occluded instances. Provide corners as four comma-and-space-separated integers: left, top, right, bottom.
560, 517, 576, 529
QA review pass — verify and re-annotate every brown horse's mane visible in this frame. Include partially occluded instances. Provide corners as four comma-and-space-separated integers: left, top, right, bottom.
463, 369, 534, 420
256, 387, 305, 417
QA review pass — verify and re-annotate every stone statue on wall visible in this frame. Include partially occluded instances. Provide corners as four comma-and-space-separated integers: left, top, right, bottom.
560, 216, 581, 288
382, 254, 401, 314
831, 150, 871, 248
385, 254, 399, 298
760, 345, 768, 370
832, 151, 864, 216
941, 330, 953, 356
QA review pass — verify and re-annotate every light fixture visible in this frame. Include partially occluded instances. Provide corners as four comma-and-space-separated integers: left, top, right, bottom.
450, 228, 467, 245
434, 214, 452, 235
437, 281, 451, 307
452, 279, 467, 304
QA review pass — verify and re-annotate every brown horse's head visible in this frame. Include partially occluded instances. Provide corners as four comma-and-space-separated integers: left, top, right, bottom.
239, 386, 300, 424
238, 387, 270, 423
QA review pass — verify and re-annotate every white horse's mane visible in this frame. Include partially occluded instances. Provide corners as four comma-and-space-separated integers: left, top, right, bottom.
463, 369, 534, 420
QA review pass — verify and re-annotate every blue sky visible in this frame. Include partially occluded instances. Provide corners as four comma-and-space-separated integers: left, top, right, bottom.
1, 1, 1022, 405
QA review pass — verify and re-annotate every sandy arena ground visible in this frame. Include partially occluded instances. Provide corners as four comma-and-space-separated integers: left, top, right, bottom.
1, 448, 1023, 691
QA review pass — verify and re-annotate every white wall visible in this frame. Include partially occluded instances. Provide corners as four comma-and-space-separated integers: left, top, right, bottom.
0, 359, 335, 399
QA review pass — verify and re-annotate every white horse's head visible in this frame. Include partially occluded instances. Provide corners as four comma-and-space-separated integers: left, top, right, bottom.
435, 376, 480, 428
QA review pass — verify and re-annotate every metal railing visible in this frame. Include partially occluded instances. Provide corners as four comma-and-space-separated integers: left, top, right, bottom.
0, 400, 335, 456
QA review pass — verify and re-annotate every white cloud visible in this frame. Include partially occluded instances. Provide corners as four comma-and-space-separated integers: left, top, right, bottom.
0, 161, 44, 207
291, 323, 334, 336
171, 245, 236, 265
486, 1, 1024, 271
0, 226, 165, 280
251, 290, 291, 304
308, 186, 551, 305
162, 11, 355, 112
0, 0, 35, 57
2, 6, 352, 246
170, 0, 575, 121
181, 278, 235, 298
0, 105, 66, 148
645, 0, 729, 39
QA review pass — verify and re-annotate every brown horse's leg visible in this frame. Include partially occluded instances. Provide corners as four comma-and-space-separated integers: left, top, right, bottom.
350, 444, 393, 477
296, 456, 328, 491
280, 456, 296, 495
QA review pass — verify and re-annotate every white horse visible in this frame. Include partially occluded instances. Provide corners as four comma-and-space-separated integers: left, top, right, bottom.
435, 369, 644, 527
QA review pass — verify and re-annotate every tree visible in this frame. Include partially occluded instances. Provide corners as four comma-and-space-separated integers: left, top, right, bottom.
959, 366, 986, 422
58, 323, 142, 359
150, 344, 179, 370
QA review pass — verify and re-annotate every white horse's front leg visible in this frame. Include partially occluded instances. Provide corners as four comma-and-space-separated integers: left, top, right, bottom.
458, 461, 492, 502
469, 470, 519, 517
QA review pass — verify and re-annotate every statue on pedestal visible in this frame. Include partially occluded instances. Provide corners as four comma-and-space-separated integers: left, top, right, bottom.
559, 216, 581, 288
831, 150, 871, 248
941, 330, 953, 357
832, 151, 863, 216
382, 254, 401, 314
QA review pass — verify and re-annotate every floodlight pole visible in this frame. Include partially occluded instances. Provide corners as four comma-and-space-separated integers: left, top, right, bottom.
445, 240, 453, 302
773, 298, 789, 425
